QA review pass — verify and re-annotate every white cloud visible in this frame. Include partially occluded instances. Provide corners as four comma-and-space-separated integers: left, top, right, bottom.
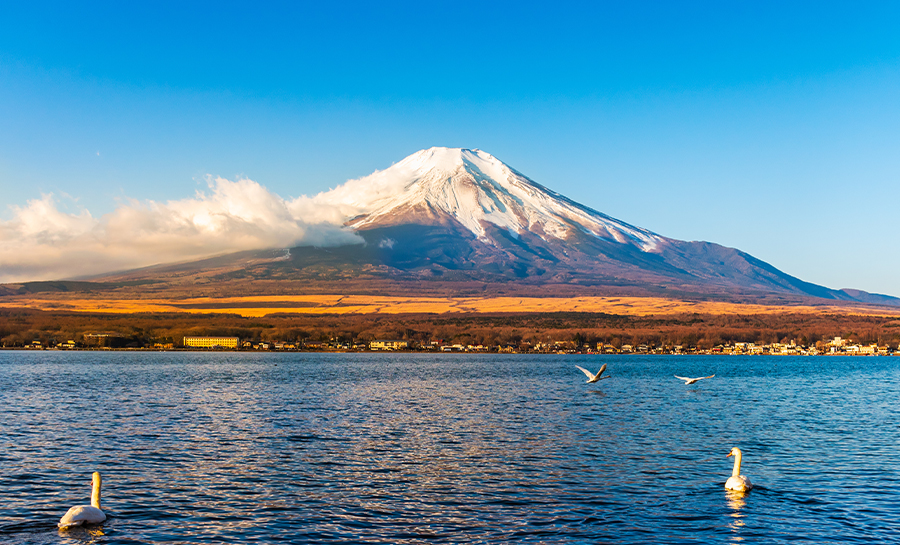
0, 177, 363, 283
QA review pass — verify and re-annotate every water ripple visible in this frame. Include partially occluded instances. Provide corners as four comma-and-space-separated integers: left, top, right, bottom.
1, 352, 899, 543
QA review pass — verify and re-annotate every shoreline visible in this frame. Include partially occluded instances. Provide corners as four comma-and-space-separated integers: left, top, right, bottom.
2, 346, 896, 356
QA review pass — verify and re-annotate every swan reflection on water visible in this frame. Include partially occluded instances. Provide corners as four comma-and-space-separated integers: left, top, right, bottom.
726, 489, 747, 512
58, 524, 106, 541
726, 489, 748, 542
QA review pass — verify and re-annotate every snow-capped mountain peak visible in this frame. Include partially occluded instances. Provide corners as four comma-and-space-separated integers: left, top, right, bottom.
315, 147, 663, 252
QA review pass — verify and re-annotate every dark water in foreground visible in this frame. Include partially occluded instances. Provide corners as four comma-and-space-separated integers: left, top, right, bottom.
1, 352, 899, 544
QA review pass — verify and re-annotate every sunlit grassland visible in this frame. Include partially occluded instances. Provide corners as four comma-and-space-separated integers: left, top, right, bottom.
2, 294, 898, 318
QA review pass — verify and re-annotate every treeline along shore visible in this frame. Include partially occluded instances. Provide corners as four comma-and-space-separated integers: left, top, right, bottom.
3, 308, 900, 354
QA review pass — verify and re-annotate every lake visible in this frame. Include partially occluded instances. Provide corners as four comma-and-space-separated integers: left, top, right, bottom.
1, 351, 898, 544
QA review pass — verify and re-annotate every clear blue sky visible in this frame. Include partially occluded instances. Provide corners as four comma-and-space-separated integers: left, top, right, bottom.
2, 1, 899, 294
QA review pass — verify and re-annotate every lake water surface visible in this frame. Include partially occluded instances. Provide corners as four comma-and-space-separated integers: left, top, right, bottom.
1, 351, 899, 544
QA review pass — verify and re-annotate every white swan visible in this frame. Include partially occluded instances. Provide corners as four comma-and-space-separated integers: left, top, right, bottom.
675, 374, 715, 384
575, 363, 609, 383
725, 448, 753, 492
58, 472, 106, 529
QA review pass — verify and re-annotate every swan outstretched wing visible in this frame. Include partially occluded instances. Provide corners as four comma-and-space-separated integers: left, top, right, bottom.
597, 363, 607, 377
675, 374, 715, 384
575, 365, 595, 379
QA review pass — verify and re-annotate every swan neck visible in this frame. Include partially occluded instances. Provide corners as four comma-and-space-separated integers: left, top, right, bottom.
91, 474, 102, 509
731, 452, 742, 477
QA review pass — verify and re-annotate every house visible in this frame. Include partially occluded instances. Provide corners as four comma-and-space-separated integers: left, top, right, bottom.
858, 344, 877, 355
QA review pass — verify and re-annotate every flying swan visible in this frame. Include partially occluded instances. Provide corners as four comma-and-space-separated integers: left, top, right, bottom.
58, 472, 107, 529
725, 448, 753, 492
675, 374, 715, 384
575, 363, 609, 383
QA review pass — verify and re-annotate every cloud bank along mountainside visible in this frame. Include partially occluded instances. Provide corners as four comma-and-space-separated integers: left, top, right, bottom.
0, 176, 363, 282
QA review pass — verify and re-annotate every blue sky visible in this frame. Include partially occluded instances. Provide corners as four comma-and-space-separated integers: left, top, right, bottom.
1, 1, 899, 294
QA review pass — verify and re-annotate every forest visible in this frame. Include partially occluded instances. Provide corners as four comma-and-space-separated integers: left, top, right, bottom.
3, 307, 900, 350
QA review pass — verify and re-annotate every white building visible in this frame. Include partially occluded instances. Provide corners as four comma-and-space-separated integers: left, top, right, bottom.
183, 336, 239, 349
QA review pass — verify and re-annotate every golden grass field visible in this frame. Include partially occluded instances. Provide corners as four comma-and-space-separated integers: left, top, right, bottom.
2, 294, 899, 318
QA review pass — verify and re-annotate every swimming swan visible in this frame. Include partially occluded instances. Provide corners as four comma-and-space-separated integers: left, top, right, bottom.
725, 448, 752, 492
675, 374, 715, 384
58, 472, 106, 529
575, 363, 609, 383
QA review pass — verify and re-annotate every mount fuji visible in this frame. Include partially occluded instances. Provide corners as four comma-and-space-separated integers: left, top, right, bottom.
337, 147, 660, 252
92, 147, 896, 305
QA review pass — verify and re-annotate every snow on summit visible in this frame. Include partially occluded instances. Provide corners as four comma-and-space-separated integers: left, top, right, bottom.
305, 147, 662, 252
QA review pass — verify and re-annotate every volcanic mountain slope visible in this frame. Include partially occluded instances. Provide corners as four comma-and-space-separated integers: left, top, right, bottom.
91, 147, 896, 305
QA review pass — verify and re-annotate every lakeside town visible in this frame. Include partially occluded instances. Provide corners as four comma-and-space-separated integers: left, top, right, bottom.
8, 334, 899, 356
